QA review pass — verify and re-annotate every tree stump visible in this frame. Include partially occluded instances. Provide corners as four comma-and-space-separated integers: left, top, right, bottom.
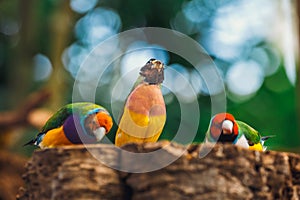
17, 142, 300, 200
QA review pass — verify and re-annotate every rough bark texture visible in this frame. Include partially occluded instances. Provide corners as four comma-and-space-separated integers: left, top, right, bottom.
17, 142, 300, 200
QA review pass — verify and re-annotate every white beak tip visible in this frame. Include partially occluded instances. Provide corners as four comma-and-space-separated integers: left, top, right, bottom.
93, 127, 106, 142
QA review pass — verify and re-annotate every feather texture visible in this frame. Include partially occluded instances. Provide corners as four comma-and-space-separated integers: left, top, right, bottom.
115, 59, 166, 147
24, 102, 113, 148
205, 113, 270, 151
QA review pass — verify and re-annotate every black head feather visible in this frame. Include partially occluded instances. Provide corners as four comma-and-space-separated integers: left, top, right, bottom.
139, 58, 164, 84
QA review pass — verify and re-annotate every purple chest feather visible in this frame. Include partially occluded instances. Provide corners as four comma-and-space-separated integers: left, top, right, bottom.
63, 115, 97, 144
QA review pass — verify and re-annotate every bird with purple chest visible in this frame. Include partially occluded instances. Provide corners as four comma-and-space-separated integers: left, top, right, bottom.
24, 102, 113, 148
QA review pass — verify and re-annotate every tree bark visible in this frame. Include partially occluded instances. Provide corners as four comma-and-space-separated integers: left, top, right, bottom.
17, 142, 300, 200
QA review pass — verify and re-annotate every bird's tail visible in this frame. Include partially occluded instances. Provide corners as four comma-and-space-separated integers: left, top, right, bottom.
23, 139, 36, 147
261, 135, 275, 142
261, 135, 275, 151
23, 132, 45, 147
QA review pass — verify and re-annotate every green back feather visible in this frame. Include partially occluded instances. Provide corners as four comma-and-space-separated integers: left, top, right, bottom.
236, 120, 261, 144
41, 102, 105, 133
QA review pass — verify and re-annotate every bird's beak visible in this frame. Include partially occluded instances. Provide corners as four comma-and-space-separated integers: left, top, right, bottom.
93, 127, 106, 142
151, 60, 164, 72
222, 120, 233, 134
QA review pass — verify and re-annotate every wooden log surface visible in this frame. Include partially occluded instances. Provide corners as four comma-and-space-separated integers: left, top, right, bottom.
17, 142, 300, 200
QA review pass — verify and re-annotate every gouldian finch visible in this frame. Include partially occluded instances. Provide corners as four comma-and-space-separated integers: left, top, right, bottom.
115, 58, 166, 147
24, 102, 113, 148
205, 113, 270, 151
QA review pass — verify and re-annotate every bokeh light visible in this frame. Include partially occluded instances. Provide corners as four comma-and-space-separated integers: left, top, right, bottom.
164, 64, 198, 103
74, 7, 121, 47
62, 43, 89, 78
33, 54, 53, 81
62, 7, 122, 85
182, 0, 210, 24
170, 0, 295, 99
226, 60, 264, 97
250, 46, 280, 77
70, 0, 98, 14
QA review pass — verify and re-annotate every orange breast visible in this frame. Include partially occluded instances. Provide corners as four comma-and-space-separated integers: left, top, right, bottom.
126, 84, 166, 116
115, 83, 166, 147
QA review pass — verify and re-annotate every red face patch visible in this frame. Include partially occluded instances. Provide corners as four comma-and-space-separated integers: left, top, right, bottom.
210, 113, 238, 140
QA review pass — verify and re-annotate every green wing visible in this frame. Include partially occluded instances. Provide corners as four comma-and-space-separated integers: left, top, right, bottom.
236, 120, 261, 144
41, 102, 105, 133
41, 104, 72, 133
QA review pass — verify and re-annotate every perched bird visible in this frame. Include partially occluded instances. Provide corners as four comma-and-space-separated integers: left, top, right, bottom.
24, 102, 113, 148
115, 58, 166, 147
205, 113, 270, 151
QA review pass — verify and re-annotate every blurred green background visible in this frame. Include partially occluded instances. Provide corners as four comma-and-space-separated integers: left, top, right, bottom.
0, 0, 299, 156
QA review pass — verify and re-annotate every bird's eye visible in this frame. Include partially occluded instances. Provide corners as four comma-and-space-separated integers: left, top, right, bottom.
248, 141, 254, 146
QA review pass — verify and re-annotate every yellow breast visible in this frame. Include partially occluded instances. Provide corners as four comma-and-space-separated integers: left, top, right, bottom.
40, 126, 72, 148
115, 83, 166, 147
